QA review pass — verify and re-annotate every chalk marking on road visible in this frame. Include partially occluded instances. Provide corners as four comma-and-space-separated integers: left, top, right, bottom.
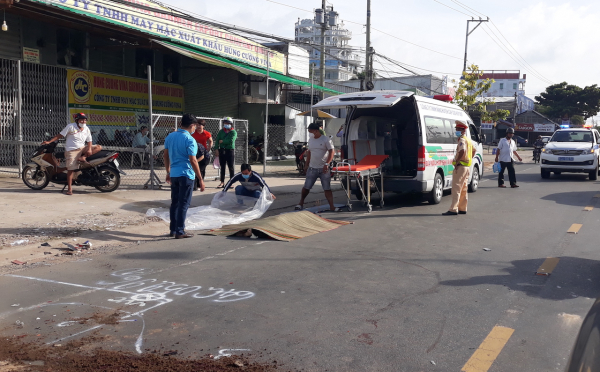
567, 224, 582, 234
584, 206, 594, 211
461, 325, 514, 372
5, 274, 136, 295
46, 325, 104, 345
214, 349, 251, 360
535, 257, 560, 276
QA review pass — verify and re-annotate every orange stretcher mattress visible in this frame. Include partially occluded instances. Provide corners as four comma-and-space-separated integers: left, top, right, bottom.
334, 155, 389, 172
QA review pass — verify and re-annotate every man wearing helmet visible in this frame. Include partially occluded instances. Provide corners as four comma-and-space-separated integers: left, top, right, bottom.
42, 113, 102, 195
215, 117, 237, 188
495, 127, 523, 188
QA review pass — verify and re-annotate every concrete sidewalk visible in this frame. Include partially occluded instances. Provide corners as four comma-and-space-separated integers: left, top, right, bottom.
0, 174, 343, 269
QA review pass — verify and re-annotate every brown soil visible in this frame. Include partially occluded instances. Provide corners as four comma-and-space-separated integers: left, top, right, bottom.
0, 335, 282, 372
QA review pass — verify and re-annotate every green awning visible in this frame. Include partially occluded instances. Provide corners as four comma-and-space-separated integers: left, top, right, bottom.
153, 40, 342, 96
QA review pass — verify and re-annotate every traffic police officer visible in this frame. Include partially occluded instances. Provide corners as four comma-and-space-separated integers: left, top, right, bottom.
443, 120, 476, 216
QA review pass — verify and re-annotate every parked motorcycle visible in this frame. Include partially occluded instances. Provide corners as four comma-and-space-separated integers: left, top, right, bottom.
293, 141, 307, 175
22, 140, 125, 192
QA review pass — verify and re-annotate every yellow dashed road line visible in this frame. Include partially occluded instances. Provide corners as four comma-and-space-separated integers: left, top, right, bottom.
536, 257, 560, 276
461, 325, 515, 372
567, 224, 582, 234
584, 206, 593, 211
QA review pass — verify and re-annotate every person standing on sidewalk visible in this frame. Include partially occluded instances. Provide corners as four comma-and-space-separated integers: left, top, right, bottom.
191, 120, 213, 190
495, 127, 523, 188
163, 114, 205, 239
216, 117, 237, 188
295, 123, 341, 212
442, 121, 476, 216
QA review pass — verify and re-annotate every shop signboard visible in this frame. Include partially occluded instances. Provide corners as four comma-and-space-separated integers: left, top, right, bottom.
534, 123, 555, 132
515, 123, 534, 131
480, 121, 494, 130
67, 69, 184, 129
23, 47, 40, 63
33, 0, 285, 74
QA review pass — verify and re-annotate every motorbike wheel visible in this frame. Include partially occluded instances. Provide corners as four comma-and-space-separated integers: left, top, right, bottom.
22, 166, 49, 190
94, 166, 121, 192
247, 147, 259, 164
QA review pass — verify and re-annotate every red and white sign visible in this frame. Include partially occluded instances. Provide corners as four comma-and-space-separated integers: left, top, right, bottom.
515, 123, 555, 132
515, 123, 535, 131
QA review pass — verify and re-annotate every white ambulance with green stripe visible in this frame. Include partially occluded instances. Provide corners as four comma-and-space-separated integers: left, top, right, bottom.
313, 90, 483, 204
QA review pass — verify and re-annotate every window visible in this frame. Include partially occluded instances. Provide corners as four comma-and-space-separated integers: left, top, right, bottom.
424, 116, 454, 144
56, 29, 86, 68
513, 83, 517, 90
499, 83, 504, 90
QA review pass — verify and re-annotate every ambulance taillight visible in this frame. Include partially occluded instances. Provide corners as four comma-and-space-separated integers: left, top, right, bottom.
418, 146, 426, 171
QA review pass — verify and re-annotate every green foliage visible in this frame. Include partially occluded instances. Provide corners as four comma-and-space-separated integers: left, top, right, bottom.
570, 115, 585, 126
452, 64, 510, 122
535, 82, 600, 119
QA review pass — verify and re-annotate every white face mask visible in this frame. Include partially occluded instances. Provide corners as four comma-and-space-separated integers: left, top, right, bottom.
309, 133, 315, 139
78, 123, 87, 129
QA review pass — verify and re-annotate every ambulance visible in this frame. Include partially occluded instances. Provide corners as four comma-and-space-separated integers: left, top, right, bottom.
313, 90, 484, 204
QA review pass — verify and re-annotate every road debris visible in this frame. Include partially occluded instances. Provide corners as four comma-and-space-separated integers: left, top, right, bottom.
15, 320, 24, 328
11, 239, 29, 246
11, 304, 19, 307
11, 260, 26, 265
40, 242, 51, 247
430, 360, 436, 365
482, 248, 491, 251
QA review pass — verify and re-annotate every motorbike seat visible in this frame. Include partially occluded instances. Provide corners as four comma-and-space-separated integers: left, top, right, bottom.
86, 150, 112, 161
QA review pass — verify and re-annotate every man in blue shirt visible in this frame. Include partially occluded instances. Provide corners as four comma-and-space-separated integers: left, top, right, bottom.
223, 163, 276, 202
163, 114, 205, 239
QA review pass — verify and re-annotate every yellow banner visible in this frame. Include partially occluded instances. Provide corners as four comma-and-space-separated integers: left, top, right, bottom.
36, 0, 285, 74
67, 69, 184, 113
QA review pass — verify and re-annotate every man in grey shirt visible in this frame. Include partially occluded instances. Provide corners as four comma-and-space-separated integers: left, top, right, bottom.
295, 123, 340, 211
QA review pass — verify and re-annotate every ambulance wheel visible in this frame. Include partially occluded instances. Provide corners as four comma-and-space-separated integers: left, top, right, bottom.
428, 173, 443, 205
468, 166, 479, 193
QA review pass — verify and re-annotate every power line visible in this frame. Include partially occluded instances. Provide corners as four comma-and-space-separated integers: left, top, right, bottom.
447, 0, 554, 84
377, 53, 463, 76
374, 55, 445, 94
431, 0, 472, 17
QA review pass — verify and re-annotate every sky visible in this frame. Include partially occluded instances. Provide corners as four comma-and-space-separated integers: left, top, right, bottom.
166, 0, 598, 100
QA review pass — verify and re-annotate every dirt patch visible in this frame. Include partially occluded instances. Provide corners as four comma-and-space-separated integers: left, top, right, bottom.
0, 335, 282, 372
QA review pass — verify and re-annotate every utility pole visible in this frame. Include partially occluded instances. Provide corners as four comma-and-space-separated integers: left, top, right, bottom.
365, 0, 374, 90
463, 17, 489, 73
319, 0, 326, 99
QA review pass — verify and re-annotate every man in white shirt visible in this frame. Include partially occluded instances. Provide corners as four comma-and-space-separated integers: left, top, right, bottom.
495, 127, 523, 188
133, 126, 151, 148
42, 113, 102, 195
296, 123, 340, 211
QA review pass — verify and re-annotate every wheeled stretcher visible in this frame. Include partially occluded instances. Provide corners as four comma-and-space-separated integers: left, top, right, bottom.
332, 155, 389, 213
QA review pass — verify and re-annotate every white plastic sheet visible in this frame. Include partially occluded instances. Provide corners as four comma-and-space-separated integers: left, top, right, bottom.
146, 188, 274, 231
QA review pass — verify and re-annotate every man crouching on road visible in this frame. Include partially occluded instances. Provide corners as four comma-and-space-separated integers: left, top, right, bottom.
163, 113, 205, 239
296, 123, 341, 212
42, 112, 102, 195
442, 120, 476, 216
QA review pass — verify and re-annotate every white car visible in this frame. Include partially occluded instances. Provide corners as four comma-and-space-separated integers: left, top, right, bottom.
541, 128, 600, 180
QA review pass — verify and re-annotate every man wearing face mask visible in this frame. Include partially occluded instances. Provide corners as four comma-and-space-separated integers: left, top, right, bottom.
442, 121, 477, 216
216, 117, 237, 188
42, 112, 102, 195
222, 163, 275, 202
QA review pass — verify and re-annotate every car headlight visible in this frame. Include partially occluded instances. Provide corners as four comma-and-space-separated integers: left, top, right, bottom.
543, 149, 552, 154
581, 148, 595, 155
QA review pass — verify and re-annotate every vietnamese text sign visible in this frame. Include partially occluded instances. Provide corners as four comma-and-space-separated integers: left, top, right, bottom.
515, 123, 534, 131
34, 0, 285, 74
23, 47, 40, 63
535, 124, 555, 132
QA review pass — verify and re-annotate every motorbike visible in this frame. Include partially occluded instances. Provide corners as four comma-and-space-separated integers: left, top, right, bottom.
533, 144, 543, 164
22, 140, 126, 192
293, 141, 307, 175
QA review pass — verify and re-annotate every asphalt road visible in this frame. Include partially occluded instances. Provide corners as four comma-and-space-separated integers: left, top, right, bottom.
2, 162, 600, 371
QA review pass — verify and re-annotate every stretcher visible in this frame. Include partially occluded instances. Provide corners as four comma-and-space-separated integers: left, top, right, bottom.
332, 155, 389, 213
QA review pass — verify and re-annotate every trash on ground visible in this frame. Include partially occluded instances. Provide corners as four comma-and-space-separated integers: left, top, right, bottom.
233, 360, 244, 367
44, 252, 52, 255
483, 248, 491, 251
40, 242, 51, 247
147, 188, 274, 230
11, 260, 26, 265
11, 239, 29, 246
15, 320, 24, 328
430, 360, 436, 365
11, 304, 20, 307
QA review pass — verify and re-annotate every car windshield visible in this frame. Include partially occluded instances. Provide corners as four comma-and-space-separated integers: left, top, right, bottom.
550, 131, 593, 143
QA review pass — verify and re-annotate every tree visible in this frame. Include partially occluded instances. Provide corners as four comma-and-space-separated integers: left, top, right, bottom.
570, 115, 585, 127
535, 82, 600, 119
452, 64, 510, 123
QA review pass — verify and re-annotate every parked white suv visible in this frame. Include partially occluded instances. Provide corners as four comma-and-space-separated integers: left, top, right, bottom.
541, 128, 600, 180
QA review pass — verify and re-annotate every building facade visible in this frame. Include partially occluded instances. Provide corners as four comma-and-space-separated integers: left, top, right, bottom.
294, 9, 363, 82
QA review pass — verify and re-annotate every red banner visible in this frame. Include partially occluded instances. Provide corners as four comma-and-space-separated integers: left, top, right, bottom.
515, 123, 534, 131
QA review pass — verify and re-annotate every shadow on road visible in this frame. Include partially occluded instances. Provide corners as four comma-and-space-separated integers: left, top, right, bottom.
440, 257, 600, 301
541, 191, 600, 207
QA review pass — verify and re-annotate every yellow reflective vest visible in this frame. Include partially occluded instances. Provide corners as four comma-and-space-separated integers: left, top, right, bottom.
452, 136, 473, 167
